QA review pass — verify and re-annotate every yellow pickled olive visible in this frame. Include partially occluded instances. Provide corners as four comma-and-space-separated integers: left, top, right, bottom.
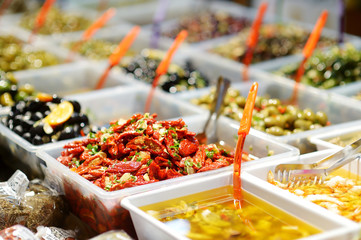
0, 92, 15, 106
44, 101, 73, 126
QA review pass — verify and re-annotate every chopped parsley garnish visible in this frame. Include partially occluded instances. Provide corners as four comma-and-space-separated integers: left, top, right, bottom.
184, 159, 193, 167
88, 132, 96, 139
87, 144, 99, 155
147, 159, 153, 166
206, 150, 215, 159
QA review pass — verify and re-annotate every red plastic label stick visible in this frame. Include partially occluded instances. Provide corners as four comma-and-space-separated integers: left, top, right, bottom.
242, 2, 268, 81
144, 30, 188, 113
28, 0, 56, 43
95, 26, 141, 90
233, 82, 258, 208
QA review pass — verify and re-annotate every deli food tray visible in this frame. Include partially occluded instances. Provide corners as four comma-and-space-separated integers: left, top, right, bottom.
35, 114, 298, 233
245, 149, 361, 238
121, 169, 360, 240
178, 67, 361, 153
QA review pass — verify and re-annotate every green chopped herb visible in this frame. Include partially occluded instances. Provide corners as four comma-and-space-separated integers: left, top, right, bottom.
196, 162, 202, 168
88, 132, 96, 139
136, 157, 142, 162
168, 160, 172, 167
184, 159, 193, 167
205, 150, 215, 159
147, 159, 153, 166
130, 175, 137, 182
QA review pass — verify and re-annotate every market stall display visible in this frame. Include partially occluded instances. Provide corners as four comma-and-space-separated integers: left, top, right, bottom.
1, 1, 361, 239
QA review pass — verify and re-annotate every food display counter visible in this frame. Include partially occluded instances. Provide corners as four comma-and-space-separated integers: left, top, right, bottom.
1, 1, 361, 239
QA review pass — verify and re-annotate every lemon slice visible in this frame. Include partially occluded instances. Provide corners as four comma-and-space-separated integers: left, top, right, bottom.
44, 101, 73, 126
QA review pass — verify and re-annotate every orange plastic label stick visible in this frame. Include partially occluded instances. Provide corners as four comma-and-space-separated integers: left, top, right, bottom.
242, 2, 268, 81
95, 26, 140, 90
233, 82, 258, 208
66, 8, 116, 62
28, 0, 56, 43
290, 10, 328, 105
144, 30, 188, 112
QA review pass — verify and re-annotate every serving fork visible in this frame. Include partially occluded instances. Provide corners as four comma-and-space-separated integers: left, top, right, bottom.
274, 137, 361, 186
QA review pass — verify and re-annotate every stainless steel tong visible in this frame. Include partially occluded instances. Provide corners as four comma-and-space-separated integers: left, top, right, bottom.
274, 137, 361, 186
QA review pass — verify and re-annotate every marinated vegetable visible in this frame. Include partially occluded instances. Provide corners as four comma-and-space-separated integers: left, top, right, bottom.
327, 132, 361, 147
57, 113, 244, 192
120, 49, 209, 93
3, 96, 94, 145
20, 8, 91, 35
276, 44, 361, 89
143, 186, 320, 239
0, 35, 59, 72
268, 170, 361, 223
191, 87, 330, 136
211, 24, 336, 64
163, 11, 250, 43
67, 39, 135, 60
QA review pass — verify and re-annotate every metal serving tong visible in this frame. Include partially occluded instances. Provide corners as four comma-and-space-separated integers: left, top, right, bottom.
195, 76, 231, 145
274, 137, 361, 186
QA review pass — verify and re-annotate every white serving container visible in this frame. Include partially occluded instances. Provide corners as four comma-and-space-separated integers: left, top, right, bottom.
245, 149, 361, 238
179, 67, 361, 153
35, 114, 298, 234
309, 120, 361, 151
13, 61, 133, 97
121, 169, 360, 240
0, 86, 201, 177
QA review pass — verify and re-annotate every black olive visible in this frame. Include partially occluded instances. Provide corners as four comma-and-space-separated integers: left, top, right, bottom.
39, 103, 50, 113
42, 135, 51, 144
22, 132, 31, 142
15, 101, 26, 113
27, 99, 42, 112
30, 123, 46, 136
13, 125, 23, 135
13, 115, 22, 126
79, 114, 89, 124
31, 111, 43, 121
21, 119, 34, 131
58, 126, 75, 140
70, 100, 81, 113
44, 110, 51, 116
51, 95, 62, 104
32, 135, 43, 145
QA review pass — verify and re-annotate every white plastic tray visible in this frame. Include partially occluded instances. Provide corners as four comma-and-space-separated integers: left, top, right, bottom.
309, 120, 361, 151
245, 149, 361, 238
178, 67, 361, 153
35, 113, 298, 233
121, 170, 360, 240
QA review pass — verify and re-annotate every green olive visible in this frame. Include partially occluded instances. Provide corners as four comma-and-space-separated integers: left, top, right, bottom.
303, 108, 316, 122
0, 80, 11, 92
18, 83, 35, 94
309, 124, 323, 130
235, 96, 246, 107
285, 105, 297, 114
253, 125, 265, 132
266, 98, 281, 107
0, 92, 14, 106
264, 116, 277, 128
283, 130, 292, 135
296, 110, 305, 120
293, 128, 304, 134
294, 119, 312, 130
255, 96, 263, 109
316, 111, 328, 126
284, 113, 297, 125
265, 105, 279, 116
266, 126, 284, 136
14, 91, 28, 102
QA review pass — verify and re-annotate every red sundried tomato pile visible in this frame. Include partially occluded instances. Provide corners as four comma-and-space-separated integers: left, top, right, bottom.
57, 113, 236, 191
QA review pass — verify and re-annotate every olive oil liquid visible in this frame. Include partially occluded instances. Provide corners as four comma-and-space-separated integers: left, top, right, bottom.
141, 186, 321, 240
